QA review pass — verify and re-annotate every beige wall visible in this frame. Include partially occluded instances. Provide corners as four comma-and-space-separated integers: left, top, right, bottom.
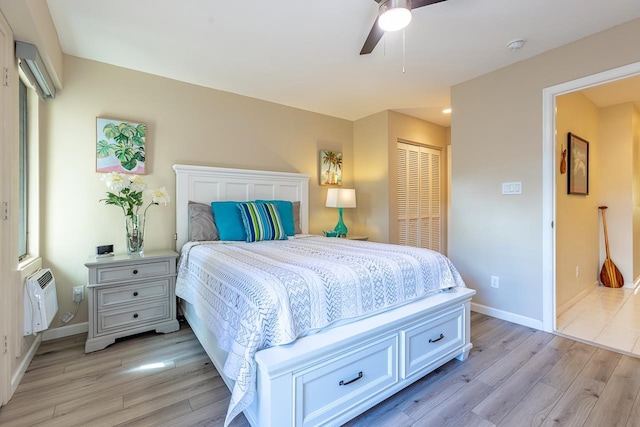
599, 104, 635, 286
353, 110, 448, 247
555, 97, 640, 308
353, 111, 389, 242
555, 92, 600, 308
387, 111, 448, 251
42, 55, 353, 326
450, 18, 640, 321
634, 106, 640, 280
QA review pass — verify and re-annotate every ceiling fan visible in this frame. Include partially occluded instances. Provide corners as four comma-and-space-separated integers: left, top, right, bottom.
360, 0, 448, 55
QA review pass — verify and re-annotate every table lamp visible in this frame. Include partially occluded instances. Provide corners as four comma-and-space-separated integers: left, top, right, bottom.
325, 188, 356, 237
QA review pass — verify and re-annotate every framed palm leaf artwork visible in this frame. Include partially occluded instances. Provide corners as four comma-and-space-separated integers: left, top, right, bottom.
96, 117, 146, 174
319, 150, 342, 186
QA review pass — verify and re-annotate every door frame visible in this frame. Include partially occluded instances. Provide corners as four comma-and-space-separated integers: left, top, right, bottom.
542, 61, 640, 332
0, 10, 13, 406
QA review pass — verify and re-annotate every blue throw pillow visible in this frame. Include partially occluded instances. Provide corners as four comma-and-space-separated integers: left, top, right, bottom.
255, 199, 295, 236
238, 202, 287, 242
211, 201, 246, 241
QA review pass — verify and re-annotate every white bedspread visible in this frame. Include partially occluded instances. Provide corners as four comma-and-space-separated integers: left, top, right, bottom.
175, 236, 466, 425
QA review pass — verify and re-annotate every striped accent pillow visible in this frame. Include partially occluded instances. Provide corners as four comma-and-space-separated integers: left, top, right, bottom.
238, 202, 287, 242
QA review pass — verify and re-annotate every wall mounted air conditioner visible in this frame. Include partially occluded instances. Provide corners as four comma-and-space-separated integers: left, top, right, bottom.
24, 268, 59, 336
15, 41, 56, 99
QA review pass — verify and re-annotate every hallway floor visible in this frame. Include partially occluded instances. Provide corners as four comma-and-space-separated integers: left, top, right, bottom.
556, 284, 640, 356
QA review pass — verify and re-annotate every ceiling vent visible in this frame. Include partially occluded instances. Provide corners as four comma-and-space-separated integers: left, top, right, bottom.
15, 41, 56, 99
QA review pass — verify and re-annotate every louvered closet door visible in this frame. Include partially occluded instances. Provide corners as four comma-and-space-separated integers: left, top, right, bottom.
397, 142, 441, 252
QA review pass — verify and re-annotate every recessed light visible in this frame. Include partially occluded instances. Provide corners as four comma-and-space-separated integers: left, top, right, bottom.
442, 108, 452, 114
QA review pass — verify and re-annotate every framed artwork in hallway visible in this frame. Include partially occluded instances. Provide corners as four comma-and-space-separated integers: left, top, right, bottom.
567, 132, 588, 195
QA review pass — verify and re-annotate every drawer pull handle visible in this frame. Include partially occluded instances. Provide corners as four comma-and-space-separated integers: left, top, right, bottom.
429, 333, 445, 343
133, 313, 139, 319
133, 291, 139, 297
339, 371, 363, 386
132, 269, 138, 275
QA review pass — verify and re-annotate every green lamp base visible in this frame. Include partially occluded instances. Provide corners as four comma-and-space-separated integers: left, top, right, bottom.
334, 207, 348, 237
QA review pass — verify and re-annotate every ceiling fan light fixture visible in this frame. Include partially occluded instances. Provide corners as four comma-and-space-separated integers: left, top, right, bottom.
378, 0, 412, 32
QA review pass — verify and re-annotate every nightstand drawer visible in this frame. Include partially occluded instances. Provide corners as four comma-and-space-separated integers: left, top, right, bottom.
97, 279, 170, 308
96, 260, 172, 283
97, 301, 170, 334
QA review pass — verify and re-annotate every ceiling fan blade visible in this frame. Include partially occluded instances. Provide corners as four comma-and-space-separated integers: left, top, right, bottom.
360, 0, 448, 54
360, 16, 385, 55
412, 0, 448, 9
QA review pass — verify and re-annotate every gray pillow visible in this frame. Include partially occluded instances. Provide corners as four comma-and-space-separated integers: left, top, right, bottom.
293, 201, 301, 234
188, 201, 219, 241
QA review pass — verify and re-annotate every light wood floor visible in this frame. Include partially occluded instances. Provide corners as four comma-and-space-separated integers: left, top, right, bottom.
1, 313, 640, 426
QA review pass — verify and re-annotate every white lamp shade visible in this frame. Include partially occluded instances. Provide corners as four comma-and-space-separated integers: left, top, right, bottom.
326, 188, 356, 208
378, 0, 412, 32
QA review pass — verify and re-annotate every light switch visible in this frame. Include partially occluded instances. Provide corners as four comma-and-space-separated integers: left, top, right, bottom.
502, 182, 522, 195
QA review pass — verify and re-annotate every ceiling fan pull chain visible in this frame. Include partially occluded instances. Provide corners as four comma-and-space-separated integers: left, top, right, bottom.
402, 29, 406, 73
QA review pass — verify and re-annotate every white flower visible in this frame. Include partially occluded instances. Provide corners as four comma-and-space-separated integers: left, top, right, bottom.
147, 186, 170, 205
101, 175, 170, 221
101, 172, 129, 192
128, 174, 147, 192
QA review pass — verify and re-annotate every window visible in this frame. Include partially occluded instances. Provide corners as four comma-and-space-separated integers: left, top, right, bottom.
18, 79, 27, 260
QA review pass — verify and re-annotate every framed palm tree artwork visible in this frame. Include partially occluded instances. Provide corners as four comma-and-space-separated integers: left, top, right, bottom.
319, 150, 342, 186
96, 117, 146, 174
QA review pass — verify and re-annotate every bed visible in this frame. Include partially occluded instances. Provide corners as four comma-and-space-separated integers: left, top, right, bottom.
173, 164, 475, 427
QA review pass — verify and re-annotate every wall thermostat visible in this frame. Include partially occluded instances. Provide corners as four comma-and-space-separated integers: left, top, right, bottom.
95, 244, 114, 258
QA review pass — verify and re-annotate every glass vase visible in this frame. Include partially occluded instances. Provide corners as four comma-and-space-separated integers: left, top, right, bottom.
125, 213, 145, 255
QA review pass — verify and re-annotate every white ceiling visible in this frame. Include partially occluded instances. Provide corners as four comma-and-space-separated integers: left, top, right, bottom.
46, 0, 640, 127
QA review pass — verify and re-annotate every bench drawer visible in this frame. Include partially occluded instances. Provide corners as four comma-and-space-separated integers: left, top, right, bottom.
402, 307, 464, 379
293, 335, 398, 426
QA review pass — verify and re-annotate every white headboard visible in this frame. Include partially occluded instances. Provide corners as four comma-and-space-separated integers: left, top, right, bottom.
173, 164, 310, 250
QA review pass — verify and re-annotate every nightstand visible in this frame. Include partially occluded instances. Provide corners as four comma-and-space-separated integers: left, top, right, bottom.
342, 235, 369, 241
84, 250, 180, 353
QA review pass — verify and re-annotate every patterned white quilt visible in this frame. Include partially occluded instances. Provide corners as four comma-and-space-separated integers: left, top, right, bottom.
175, 236, 466, 426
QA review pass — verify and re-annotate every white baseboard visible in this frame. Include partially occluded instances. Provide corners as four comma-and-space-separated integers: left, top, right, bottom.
471, 302, 543, 330
556, 281, 599, 316
42, 322, 88, 341
11, 334, 41, 395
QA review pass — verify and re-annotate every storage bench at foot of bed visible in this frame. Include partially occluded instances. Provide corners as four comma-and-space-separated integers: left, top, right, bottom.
239, 287, 475, 427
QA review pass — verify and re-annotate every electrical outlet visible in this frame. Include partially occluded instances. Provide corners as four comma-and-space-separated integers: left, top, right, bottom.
576, 266, 580, 278
73, 285, 84, 302
491, 276, 499, 288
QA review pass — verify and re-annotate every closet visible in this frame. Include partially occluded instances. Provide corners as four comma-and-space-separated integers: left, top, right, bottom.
397, 141, 442, 251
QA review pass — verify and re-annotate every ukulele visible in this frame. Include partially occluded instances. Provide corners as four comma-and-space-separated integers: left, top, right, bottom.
560, 146, 567, 174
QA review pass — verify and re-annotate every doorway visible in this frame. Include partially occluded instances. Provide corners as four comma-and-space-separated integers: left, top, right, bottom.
542, 62, 640, 352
